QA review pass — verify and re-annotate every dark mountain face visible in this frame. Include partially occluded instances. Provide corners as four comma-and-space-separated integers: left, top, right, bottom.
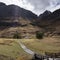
39, 10, 51, 20
0, 3, 7, 18
38, 9, 60, 26
38, 9, 60, 36
0, 2, 37, 20
0, 2, 39, 38
0, 2, 38, 28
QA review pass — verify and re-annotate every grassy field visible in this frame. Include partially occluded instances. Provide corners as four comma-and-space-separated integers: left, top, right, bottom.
0, 38, 32, 60
0, 37, 60, 60
21, 37, 60, 55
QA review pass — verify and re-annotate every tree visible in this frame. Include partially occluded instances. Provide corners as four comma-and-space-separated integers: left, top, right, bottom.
13, 32, 21, 39
36, 31, 44, 39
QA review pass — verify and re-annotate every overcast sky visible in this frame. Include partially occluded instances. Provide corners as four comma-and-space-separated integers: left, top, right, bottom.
0, 0, 60, 15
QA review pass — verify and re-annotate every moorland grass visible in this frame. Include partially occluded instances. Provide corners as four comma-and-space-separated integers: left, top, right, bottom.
20, 37, 60, 55
0, 38, 32, 60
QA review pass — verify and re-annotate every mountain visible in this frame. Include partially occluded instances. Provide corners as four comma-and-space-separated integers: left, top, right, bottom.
0, 2, 41, 38
0, 2, 60, 38
0, 2, 37, 20
0, 2, 38, 27
39, 10, 51, 20
38, 9, 60, 36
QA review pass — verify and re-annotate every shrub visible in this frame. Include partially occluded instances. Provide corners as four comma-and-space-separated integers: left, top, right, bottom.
36, 31, 44, 39
13, 33, 21, 39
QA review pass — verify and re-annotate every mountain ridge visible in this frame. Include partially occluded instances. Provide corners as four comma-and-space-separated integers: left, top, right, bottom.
0, 2, 38, 20
0, 2, 60, 37
38, 9, 60, 36
0, 2, 40, 38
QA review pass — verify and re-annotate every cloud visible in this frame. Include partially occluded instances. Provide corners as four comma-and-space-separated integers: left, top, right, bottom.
26, 0, 60, 15
0, 0, 34, 12
0, 0, 60, 15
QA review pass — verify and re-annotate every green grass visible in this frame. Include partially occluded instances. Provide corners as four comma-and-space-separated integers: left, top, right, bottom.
20, 37, 60, 55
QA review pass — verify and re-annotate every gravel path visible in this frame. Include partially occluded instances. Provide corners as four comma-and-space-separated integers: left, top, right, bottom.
19, 42, 35, 55
18, 41, 60, 60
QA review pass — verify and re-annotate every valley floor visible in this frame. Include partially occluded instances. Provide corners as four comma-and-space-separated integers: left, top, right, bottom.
0, 37, 60, 60
20, 37, 60, 55
0, 38, 32, 60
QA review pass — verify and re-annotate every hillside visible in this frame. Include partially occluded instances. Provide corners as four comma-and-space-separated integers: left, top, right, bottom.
0, 2, 41, 38
0, 2, 37, 20
38, 9, 60, 36
0, 2, 60, 38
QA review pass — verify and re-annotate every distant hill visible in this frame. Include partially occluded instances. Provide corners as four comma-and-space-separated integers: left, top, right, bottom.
0, 2, 37, 20
39, 10, 51, 20
38, 9, 60, 36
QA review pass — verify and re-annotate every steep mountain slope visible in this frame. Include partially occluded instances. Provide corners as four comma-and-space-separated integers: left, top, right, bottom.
0, 2, 60, 37
0, 2, 41, 38
38, 9, 60, 36
0, 2, 37, 20
39, 10, 51, 20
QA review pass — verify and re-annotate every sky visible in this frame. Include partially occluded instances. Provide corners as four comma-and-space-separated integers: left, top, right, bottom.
0, 0, 60, 15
